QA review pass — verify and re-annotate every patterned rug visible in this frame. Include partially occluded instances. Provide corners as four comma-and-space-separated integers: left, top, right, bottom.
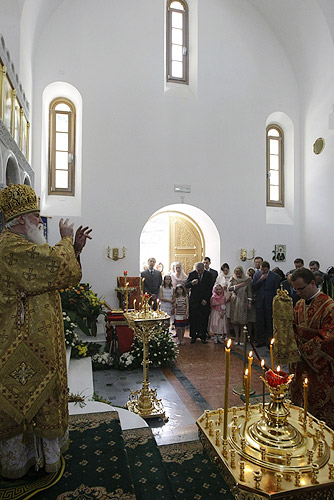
123, 428, 233, 500
160, 441, 234, 500
0, 412, 234, 500
0, 457, 65, 500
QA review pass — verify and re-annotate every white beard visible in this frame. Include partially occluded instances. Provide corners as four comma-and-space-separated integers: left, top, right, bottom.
25, 219, 47, 245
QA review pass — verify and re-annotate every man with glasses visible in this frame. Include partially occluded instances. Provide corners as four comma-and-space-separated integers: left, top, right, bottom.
290, 268, 334, 428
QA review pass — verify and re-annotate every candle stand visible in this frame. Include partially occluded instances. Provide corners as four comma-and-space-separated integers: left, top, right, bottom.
197, 370, 334, 499
124, 295, 169, 420
233, 326, 255, 396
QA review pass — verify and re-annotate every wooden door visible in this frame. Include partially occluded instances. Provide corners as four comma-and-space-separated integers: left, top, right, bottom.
169, 215, 204, 274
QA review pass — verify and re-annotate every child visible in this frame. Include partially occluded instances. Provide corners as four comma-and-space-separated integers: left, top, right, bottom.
208, 283, 227, 344
159, 275, 175, 331
174, 284, 189, 345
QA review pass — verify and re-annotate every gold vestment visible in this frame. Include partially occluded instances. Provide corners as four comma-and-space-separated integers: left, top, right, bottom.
0, 229, 82, 440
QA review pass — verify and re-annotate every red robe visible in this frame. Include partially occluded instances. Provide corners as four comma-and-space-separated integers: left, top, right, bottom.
290, 292, 334, 428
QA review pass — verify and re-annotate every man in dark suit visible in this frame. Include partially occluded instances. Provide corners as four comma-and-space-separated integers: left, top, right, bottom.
141, 257, 162, 310
253, 260, 281, 347
186, 262, 213, 344
203, 256, 218, 283
281, 272, 299, 306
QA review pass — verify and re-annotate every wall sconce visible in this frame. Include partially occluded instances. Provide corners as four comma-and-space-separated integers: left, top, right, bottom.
107, 246, 126, 261
240, 249, 255, 262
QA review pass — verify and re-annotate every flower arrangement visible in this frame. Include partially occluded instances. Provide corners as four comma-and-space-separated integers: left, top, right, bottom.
71, 343, 88, 359
63, 312, 79, 347
60, 283, 106, 336
72, 341, 101, 359
116, 325, 178, 369
91, 351, 113, 370
68, 390, 86, 408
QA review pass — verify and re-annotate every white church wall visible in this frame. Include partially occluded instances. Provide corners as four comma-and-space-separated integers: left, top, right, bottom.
0, 1, 21, 73
26, 0, 303, 305
297, 6, 334, 270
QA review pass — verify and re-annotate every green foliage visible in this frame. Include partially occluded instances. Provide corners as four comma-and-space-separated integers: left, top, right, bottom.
60, 283, 106, 336
117, 324, 179, 370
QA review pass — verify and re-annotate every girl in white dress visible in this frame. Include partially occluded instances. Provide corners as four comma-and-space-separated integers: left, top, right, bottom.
216, 263, 232, 335
159, 275, 175, 326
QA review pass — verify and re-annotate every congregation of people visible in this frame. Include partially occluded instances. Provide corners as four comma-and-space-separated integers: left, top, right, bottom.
142, 255, 334, 349
141, 254, 334, 429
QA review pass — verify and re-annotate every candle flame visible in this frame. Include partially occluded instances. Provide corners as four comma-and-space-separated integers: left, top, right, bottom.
271, 338, 275, 345
245, 368, 249, 376
227, 338, 232, 348
277, 365, 280, 372
304, 378, 308, 385
248, 351, 253, 358
126, 282, 129, 286
261, 359, 265, 367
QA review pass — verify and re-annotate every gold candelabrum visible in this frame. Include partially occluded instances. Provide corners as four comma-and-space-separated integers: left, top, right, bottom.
197, 368, 334, 499
124, 294, 170, 420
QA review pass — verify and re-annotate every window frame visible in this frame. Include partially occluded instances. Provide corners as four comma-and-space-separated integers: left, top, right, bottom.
266, 124, 284, 207
166, 0, 189, 84
48, 97, 76, 196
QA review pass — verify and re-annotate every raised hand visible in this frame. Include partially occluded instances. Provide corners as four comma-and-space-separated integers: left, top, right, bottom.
74, 225, 93, 254
59, 218, 74, 238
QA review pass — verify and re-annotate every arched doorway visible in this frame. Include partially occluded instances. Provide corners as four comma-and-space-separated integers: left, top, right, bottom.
140, 204, 220, 274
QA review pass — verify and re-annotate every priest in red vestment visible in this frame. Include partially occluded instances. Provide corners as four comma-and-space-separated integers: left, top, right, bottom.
290, 268, 334, 428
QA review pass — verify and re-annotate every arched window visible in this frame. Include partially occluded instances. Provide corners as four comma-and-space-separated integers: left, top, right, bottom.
166, 0, 189, 84
266, 125, 284, 207
48, 97, 75, 196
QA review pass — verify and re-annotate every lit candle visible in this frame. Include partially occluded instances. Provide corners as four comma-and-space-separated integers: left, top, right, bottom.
277, 365, 280, 373
133, 299, 136, 311
244, 368, 249, 418
223, 338, 232, 439
125, 282, 129, 312
261, 359, 265, 415
270, 338, 275, 370
139, 302, 141, 310
247, 351, 253, 398
157, 299, 160, 312
142, 278, 145, 306
303, 378, 308, 422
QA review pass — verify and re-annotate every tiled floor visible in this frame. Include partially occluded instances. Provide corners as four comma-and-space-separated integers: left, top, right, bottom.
93, 330, 273, 445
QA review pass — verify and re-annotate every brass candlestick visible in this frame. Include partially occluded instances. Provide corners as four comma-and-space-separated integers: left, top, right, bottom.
124, 295, 170, 420
197, 368, 334, 499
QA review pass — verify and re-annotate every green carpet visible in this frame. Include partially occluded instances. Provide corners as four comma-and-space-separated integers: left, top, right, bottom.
123, 428, 174, 500
34, 411, 136, 500
160, 441, 234, 500
1, 411, 234, 499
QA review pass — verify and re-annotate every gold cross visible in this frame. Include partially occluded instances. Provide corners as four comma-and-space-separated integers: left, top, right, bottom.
5, 253, 18, 266
3, 275, 14, 289
26, 247, 40, 259
10, 362, 36, 385
38, 321, 51, 334
46, 260, 59, 273
23, 268, 37, 281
